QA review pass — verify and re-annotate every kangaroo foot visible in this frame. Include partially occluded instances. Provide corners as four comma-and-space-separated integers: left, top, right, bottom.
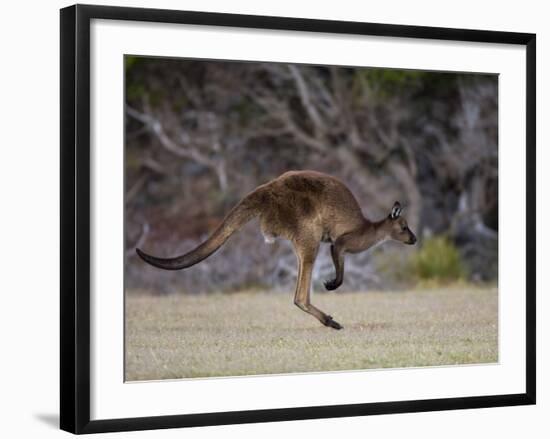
323, 315, 343, 330
324, 279, 342, 291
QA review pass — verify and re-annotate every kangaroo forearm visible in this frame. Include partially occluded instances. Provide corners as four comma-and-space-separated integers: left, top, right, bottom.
330, 244, 345, 282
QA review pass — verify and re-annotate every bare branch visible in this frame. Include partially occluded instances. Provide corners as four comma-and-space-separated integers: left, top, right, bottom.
126, 105, 228, 191
287, 65, 325, 135
247, 91, 328, 152
126, 173, 148, 204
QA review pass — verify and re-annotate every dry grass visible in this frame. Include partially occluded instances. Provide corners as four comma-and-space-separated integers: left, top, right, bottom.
125, 285, 497, 381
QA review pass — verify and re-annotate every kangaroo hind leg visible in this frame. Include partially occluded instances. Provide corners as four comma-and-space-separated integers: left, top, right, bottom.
293, 242, 343, 330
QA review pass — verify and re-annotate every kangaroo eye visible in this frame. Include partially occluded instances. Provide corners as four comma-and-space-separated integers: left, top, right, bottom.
401, 225, 407, 232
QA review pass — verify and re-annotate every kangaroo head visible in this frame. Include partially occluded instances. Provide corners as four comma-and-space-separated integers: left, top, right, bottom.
382, 201, 417, 245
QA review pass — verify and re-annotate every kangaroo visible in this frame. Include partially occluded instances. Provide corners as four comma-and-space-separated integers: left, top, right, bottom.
136, 170, 417, 330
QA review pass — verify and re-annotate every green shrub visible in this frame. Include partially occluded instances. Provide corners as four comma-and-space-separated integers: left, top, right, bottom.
409, 236, 466, 283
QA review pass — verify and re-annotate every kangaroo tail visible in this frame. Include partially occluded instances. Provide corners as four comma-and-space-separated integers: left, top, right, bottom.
136, 191, 261, 271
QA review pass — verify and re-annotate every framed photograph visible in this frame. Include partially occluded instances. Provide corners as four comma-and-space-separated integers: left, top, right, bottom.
60, 4, 536, 434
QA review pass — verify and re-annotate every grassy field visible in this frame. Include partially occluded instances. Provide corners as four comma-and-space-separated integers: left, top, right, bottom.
125, 285, 497, 381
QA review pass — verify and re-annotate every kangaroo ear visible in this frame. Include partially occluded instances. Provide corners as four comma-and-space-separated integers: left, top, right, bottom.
390, 201, 402, 219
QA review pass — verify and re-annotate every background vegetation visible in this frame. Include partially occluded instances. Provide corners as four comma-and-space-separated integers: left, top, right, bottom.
124, 56, 498, 294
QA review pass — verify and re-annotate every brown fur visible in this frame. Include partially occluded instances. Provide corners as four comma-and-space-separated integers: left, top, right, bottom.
137, 170, 417, 329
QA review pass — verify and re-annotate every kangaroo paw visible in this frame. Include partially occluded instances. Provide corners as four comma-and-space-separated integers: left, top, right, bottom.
324, 315, 343, 330
324, 279, 341, 291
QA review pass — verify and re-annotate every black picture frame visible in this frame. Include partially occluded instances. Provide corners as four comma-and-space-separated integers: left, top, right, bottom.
60, 4, 536, 434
